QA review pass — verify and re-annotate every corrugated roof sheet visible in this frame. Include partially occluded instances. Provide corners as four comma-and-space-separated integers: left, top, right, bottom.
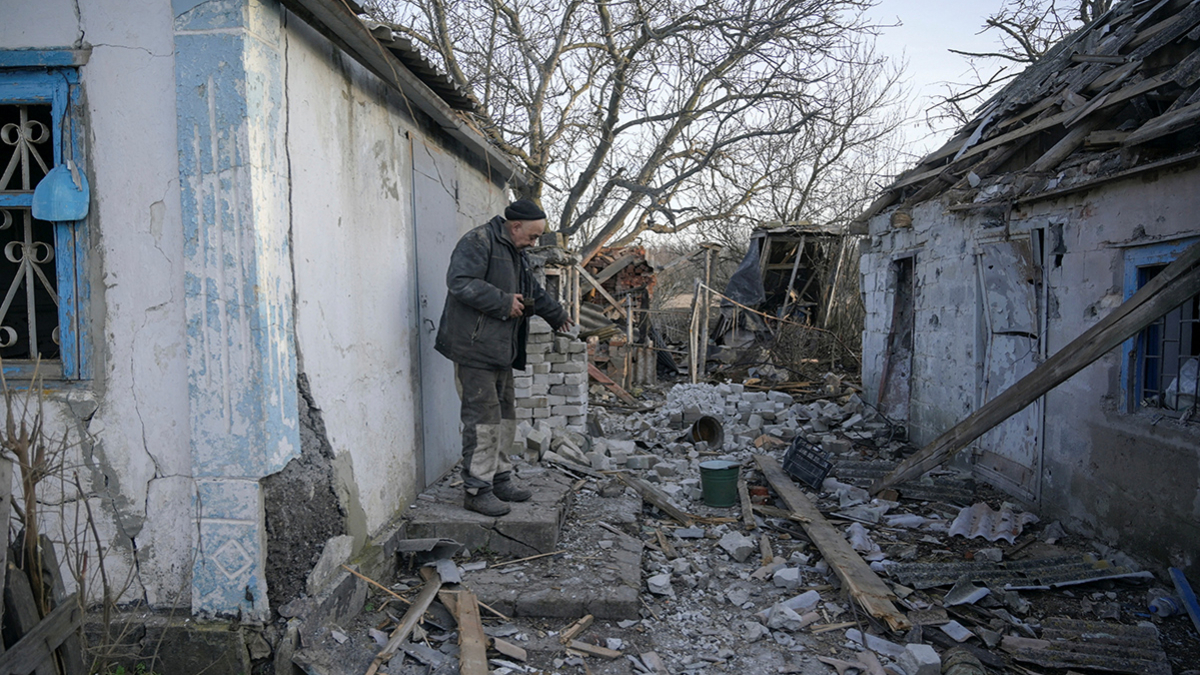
361, 20, 479, 113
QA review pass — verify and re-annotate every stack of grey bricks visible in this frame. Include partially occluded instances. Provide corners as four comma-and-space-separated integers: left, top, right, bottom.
515, 316, 588, 435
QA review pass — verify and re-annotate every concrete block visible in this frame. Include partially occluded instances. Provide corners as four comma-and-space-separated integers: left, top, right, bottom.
556, 405, 585, 417
306, 534, 355, 596
647, 573, 674, 597
532, 408, 550, 419
899, 644, 941, 675
526, 352, 545, 364
545, 353, 567, 364
533, 363, 552, 374
526, 427, 551, 455
772, 566, 802, 590
625, 455, 657, 470
555, 361, 586, 374
546, 372, 565, 385
822, 437, 852, 454
564, 372, 587, 385
718, 532, 756, 562
568, 341, 586, 353
529, 316, 552, 334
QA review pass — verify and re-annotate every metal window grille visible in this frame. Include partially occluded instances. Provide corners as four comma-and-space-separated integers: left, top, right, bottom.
1134, 265, 1200, 416
0, 103, 60, 362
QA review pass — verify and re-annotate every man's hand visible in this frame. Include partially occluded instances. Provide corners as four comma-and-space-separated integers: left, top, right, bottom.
510, 294, 525, 318
557, 316, 575, 331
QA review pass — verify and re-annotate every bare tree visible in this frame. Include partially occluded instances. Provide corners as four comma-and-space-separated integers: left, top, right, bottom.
931, 0, 1112, 125
367, 0, 905, 261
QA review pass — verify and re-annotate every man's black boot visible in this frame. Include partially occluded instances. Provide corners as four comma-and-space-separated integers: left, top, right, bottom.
464, 488, 510, 516
493, 474, 532, 502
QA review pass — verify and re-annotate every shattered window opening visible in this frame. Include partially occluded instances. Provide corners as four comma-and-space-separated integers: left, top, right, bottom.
1131, 264, 1200, 416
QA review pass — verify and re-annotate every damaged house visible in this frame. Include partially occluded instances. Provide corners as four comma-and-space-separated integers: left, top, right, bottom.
857, 0, 1200, 578
1, 0, 522, 624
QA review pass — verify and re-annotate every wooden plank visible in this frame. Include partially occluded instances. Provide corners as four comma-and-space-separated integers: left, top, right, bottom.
493, 637, 527, 661
896, 72, 1171, 193
615, 474, 695, 527
759, 533, 774, 565
737, 478, 756, 530
576, 265, 627, 320
588, 363, 638, 406
589, 254, 636, 286
567, 639, 622, 659
654, 528, 678, 559
0, 593, 80, 675
2, 563, 55, 675
1123, 99, 1200, 145
454, 591, 489, 675
558, 614, 594, 644
872, 241, 1200, 493
37, 536, 83, 675
754, 456, 910, 632
365, 572, 443, 675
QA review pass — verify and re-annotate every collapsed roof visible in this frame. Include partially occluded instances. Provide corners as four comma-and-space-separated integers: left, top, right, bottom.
857, 0, 1200, 226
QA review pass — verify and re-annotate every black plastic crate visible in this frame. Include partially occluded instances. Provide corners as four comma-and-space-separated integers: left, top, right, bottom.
781, 435, 833, 489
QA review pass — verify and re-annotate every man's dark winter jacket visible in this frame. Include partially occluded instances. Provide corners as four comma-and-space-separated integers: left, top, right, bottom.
435, 216, 569, 371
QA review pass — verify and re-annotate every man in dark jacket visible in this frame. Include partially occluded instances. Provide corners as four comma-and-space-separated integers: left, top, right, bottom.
435, 199, 572, 516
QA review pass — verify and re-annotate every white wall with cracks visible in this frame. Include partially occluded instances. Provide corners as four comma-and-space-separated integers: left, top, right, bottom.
285, 16, 508, 542
1, 0, 194, 607
862, 167, 1200, 578
2, 0, 514, 613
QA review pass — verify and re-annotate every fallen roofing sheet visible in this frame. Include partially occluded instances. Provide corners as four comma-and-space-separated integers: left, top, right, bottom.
1015, 617, 1171, 675
888, 554, 1154, 590
948, 502, 1039, 543
832, 460, 976, 504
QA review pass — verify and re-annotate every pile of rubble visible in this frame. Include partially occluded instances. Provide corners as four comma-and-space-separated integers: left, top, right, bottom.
296, 379, 1200, 675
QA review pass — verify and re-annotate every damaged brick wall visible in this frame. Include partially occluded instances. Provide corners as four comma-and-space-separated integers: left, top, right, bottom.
262, 374, 346, 611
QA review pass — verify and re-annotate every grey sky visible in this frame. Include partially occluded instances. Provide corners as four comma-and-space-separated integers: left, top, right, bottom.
869, 0, 1011, 155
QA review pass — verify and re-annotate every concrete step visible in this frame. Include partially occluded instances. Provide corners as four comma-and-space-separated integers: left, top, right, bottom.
404, 466, 644, 620
405, 466, 574, 558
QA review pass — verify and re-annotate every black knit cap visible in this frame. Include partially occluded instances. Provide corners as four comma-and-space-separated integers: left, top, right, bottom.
504, 198, 547, 221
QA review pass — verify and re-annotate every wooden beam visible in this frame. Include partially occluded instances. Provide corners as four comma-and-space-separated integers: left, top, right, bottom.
872, 241, 1200, 494
454, 591, 489, 675
616, 474, 695, 527
365, 572, 443, 675
755, 456, 911, 632
738, 478, 757, 530
558, 614, 594, 644
567, 639, 622, 659
0, 594, 80, 675
588, 363, 639, 406
576, 265, 627, 320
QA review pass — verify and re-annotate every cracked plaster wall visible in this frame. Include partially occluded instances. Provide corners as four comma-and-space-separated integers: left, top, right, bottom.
284, 17, 508, 542
862, 167, 1200, 577
0, 0, 194, 607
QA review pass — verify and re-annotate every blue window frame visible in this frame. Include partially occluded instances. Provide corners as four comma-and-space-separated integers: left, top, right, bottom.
1121, 238, 1200, 414
0, 66, 89, 380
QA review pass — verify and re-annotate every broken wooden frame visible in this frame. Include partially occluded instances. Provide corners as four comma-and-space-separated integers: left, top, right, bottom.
872, 240, 1200, 493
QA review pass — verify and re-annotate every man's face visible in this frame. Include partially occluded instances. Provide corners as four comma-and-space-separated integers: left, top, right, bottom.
510, 218, 546, 249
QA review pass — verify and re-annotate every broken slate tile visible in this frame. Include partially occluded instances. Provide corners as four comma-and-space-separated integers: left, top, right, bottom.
845, 629, 906, 659
939, 620, 975, 642
944, 577, 990, 606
